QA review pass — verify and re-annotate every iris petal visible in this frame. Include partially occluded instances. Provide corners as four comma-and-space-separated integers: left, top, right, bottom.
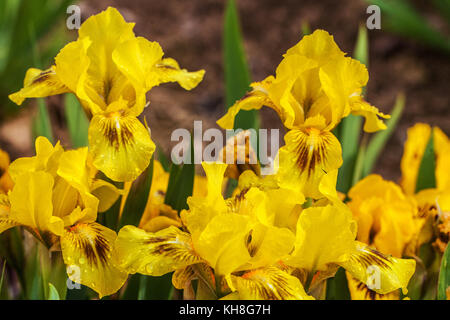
217, 77, 275, 129
88, 112, 155, 182
114, 225, 203, 276
8, 67, 69, 105
339, 241, 416, 295
155, 57, 205, 91
229, 267, 313, 300
61, 222, 127, 298
276, 127, 342, 198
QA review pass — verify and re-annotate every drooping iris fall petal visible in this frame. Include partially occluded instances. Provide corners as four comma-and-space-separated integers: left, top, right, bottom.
276, 126, 342, 198
8, 67, 69, 105
229, 267, 314, 300
114, 225, 203, 276
339, 241, 416, 295
88, 111, 155, 182
61, 222, 127, 298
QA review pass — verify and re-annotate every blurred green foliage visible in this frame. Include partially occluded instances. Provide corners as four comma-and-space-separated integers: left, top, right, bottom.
224, 0, 259, 132
366, 0, 450, 54
0, 0, 74, 118
438, 244, 450, 300
65, 93, 89, 148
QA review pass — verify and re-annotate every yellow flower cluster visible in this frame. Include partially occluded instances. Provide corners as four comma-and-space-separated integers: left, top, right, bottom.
345, 123, 450, 299
3, 7, 430, 300
110, 28, 415, 299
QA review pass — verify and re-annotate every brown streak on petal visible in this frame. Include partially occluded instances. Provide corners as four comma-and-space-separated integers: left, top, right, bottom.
356, 280, 379, 300
245, 230, 258, 258
293, 129, 332, 178
352, 246, 391, 271
241, 268, 292, 300
144, 236, 168, 244
69, 223, 111, 267
31, 70, 53, 84
226, 188, 249, 213
156, 63, 177, 70
101, 114, 135, 150
143, 230, 202, 266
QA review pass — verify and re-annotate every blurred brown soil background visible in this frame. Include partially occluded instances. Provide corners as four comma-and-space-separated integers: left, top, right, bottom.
0, 0, 449, 183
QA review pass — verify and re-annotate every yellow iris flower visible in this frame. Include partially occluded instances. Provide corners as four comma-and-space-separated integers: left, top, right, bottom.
0, 136, 126, 298
345, 175, 420, 299
400, 123, 450, 253
217, 30, 389, 198
347, 175, 417, 258
9, 7, 204, 182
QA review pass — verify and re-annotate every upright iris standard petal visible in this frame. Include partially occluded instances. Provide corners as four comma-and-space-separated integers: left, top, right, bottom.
182, 162, 229, 236
54, 38, 97, 113
319, 56, 368, 123
284, 30, 345, 64
112, 37, 164, 115
8, 136, 64, 181
286, 204, 356, 271
9, 171, 64, 237
112, 36, 164, 89
217, 29, 388, 134
76, 7, 136, 112
57, 148, 90, 193
193, 213, 252, 276
114, 225, 203, 276
90, 180, 122, 213
61, 222, 128, 298
347, 174, 416, 257
88, 112, 155, 182
241, 224, 296, 271
56, 147, 100, 223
